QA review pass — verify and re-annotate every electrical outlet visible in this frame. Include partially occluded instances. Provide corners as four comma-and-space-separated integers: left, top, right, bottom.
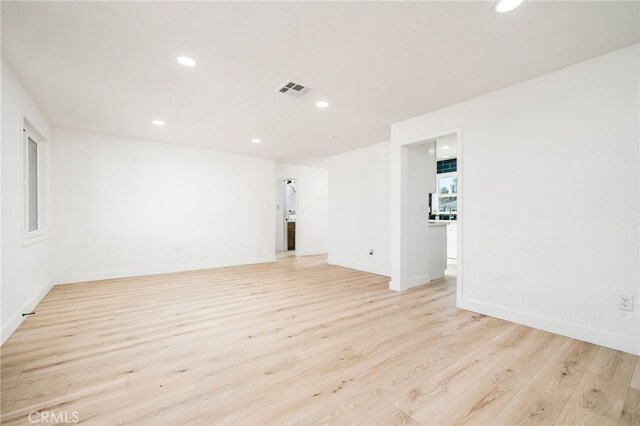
619, 295, 633, 311
369, 249, 374, 255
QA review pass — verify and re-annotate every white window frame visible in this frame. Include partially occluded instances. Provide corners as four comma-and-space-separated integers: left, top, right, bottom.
21, 118, 48, 246
435, 171, 458, 214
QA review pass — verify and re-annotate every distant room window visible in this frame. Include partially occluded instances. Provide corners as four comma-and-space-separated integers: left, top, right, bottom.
22, 121, 47, 245
437, 172, 457, 214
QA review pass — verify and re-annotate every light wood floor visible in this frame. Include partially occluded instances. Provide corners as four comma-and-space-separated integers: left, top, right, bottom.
1, 255, 639, 425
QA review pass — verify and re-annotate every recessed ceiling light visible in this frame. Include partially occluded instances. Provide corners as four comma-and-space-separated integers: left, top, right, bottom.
327, 136, 337, 140
495, 0, 523, 13
441, 146, 450, 150
251, 138, 261, 144
151, 119, 165, 126
176, 56, 197, 67
316, 101, 329, 108
442, 155, 451, 159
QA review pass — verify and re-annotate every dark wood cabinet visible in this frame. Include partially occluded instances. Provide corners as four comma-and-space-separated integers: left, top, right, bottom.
287, 222, 296, 251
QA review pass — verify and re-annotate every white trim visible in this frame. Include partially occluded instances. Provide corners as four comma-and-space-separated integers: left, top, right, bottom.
327, 256, 390, 277
1, 279, 55, 346
458, 297, 639, 356
2, 256, 277, 345
398, 127, 462, 147
296, 249, 327, 256
389, 280, 402, 292
21, 116, 49, 247
455, 129, 464, 302
390, 126, 463, 295
53, 256, 276, 285
405, 274, 431, 290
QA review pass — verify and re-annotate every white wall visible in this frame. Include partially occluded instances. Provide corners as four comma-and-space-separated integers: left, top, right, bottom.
275, 178, 285, 252
405, 143, 432, 287
327, 142, 390, 276
52, 129, 276, 283
285, 182, 297, 218
391, 44, 640, 354
1, 60, 53, 343
275, 163, 328, 256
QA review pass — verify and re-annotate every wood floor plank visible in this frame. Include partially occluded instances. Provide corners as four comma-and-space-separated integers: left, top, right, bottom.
555, 347, 636, 423
619, 388, 640, 426
357, 403, 419, 426
631, 359, 640, 390
422, 330, 566, 425
554, 402, 619, 426
1, 254, 638, 425
389, 324, 532, 422
493, 339, 598, 425
238, 316, 509, 425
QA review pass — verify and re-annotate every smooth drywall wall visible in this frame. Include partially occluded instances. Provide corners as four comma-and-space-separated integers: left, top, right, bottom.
391, 44, 640, 354
275, 163, 328, 256
275, 178, 285, 252
405, 143, 431, 287
327, 142, 390, 276
52, 129, 276, 283
1, 60, 53, 344
285, 182, 297, 219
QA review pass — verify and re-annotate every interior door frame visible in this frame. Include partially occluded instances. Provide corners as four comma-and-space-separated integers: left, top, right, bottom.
390, 126, 463, 306
277, 176, 299, 255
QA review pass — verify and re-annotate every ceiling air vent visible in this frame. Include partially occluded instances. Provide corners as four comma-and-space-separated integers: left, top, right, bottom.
276, 80, 310, 97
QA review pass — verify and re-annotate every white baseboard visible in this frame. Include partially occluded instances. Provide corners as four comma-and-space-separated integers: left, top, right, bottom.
296, 249, 327, 256
458, 297, 639, 356
406, 274, 431, 290
389, 280, 402, 292
2, 256, 277, 346
327, 256, 390, 277
1, 279, 54, 346
54, 256, 277, 285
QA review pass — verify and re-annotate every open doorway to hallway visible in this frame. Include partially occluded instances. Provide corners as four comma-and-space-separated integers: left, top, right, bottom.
433, 135, 459, 283
391, 128, 462, 301
275, 178, 298, 257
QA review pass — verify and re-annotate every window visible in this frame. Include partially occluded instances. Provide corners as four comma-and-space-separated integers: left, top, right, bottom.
22, 121, 47, 245
436, 172, 457, 214
27, 136, 39, 231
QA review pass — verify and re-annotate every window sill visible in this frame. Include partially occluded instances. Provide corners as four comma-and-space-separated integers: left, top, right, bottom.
22, 233, 48, 247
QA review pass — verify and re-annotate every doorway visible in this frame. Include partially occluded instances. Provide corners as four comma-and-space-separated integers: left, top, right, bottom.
275, 178, 298, 255
390, 128, 462, 303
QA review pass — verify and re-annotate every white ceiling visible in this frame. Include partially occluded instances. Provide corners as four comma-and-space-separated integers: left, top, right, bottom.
2, 1, 638, 161
436, 134, 457, 161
